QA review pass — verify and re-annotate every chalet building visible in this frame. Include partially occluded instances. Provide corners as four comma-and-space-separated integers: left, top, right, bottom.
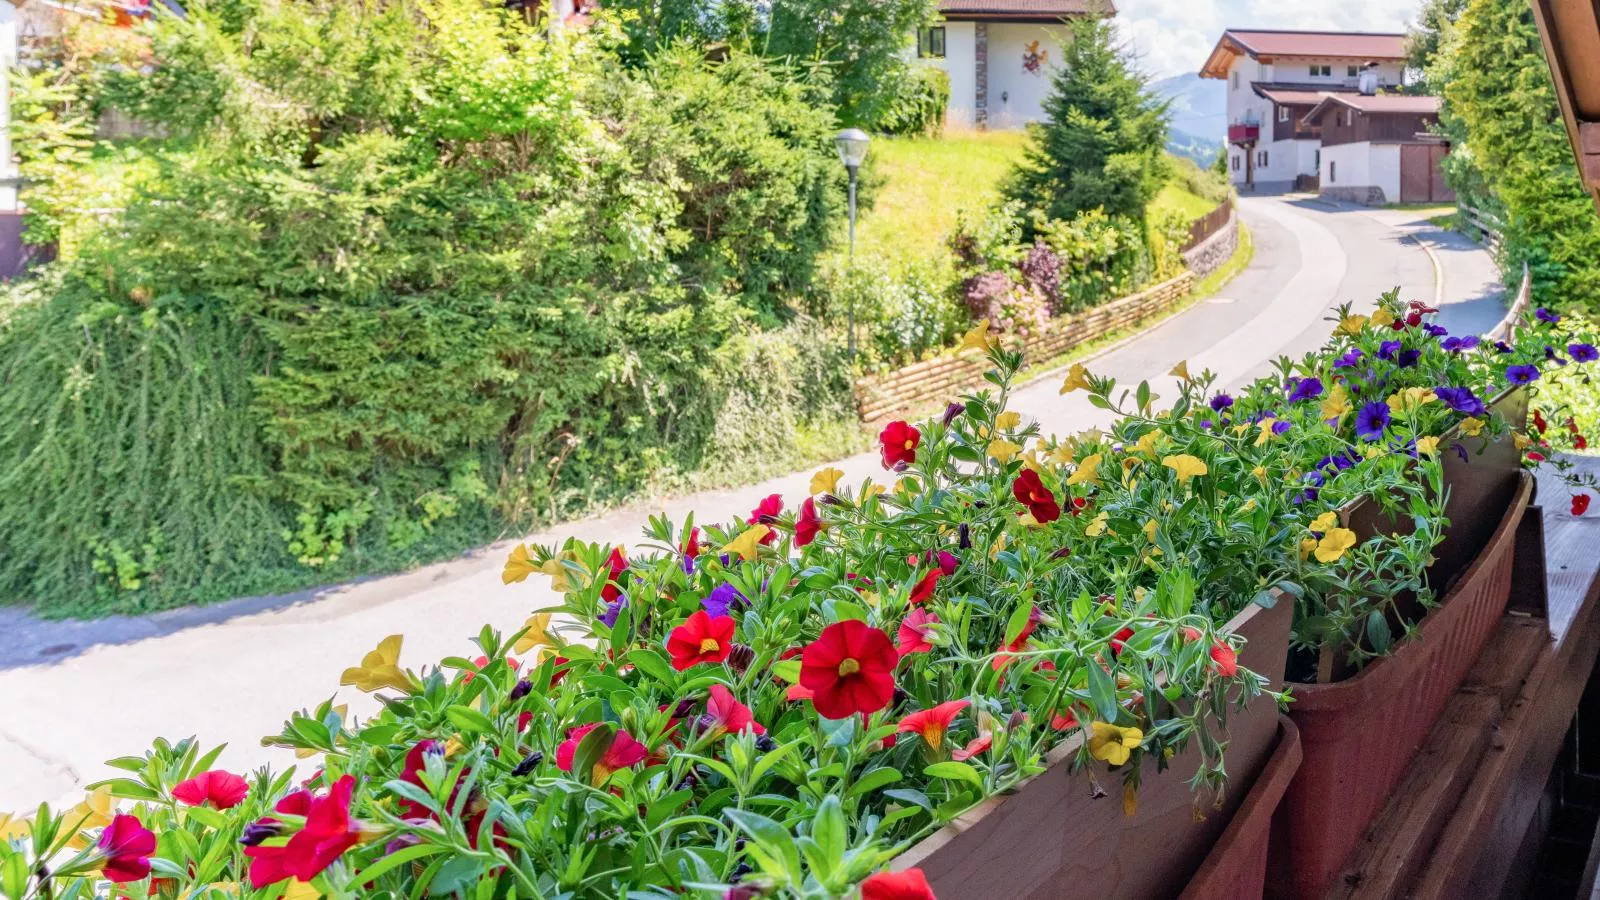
1301, 92, 1453, 205
1199, 29, 1415, 196
913, 0, 1102, 130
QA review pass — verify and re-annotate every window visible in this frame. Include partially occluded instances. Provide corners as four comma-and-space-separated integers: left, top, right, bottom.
916, 26, 946, 59
1314, 149, 1321, 169
1278, 106, 1289, 122
1330, 161, 1337, 183
1231, 71, 1240, 90
1348, 65, 1359, 77
1231, 154, 1240, 172
1257, 150, 1269, 167
1309, 64, 1331, 77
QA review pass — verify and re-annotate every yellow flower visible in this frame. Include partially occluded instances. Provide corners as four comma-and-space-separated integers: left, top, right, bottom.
1241, 498, 1257, 512
1135, 429, 1164, 457
1059, 363, 1092, 394
62, 786, 114, 848
996, 410, 1022, 431
502, 543, 538, 585
1168, 360, 1191, 380
894, 477, 918, 496
860, 480, 886, 501
1460, 417, 1485, 437
1513, 432, 1532, 450
1123, 782, 1139, 817
1299, 537, 1318, 561
1416, 436, 1440, 456
1085, 512, 1110, 537
1369, 307, 1396, 328
280, 882, 323, 900
1321, 383, 1350, 421
538, 555, 575, 593
1252, 465, 1268, 482
724, 526, 770, 562
1066, 453, 1102, 486
1163, 454, 1208, 483
513, 613, 555, 655
1254, 418, 1278, 447
989, 533, 1008, 560
1142, 519, 1158, 542
1018, 511, 1041, 528
1311, 511, 1339, 533
1021, 448, 1045, 473
810, 467, 844, 496
1388, 388, 1435, 414
1, 812, 31, 842
340, 635, 412, 694
1364, 445, 1388, 460
958, 319, 995, 353
1314, 528, 1358, 563
1050, 442, 1076, 465
1338, 314, 1368, 335
444, 735, 467, 758
1087, 722, 1143, 766
987, 439, 1023, 463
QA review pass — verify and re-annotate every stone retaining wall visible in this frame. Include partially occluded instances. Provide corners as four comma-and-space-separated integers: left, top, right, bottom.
1181, 212, 1238, 278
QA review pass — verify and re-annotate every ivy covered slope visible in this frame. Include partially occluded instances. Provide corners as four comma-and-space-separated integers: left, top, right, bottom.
0, 2, 864, 617
3, 298, 1597, 900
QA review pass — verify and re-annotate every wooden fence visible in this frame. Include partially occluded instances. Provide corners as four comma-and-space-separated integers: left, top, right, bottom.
1459, 204, 1505, 255
853, 271, 1194, 424
1181, 198, 1234, 253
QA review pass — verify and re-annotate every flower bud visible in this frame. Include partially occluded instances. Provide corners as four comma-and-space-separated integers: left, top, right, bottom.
672, 698, 699, 719
511, 751, 544, 777
726, 643, 756, 675
958, 522, 972, 549
508, 679, 533, 701
818, 493, 843, 506
757, 514, 779, 526
240, 820, 284, 846
755, 734, 777, 752
942, 401, 967, 426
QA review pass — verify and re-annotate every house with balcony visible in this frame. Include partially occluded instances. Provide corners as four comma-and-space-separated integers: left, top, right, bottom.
912, 0, 1104, 130
1199, 29, 1410, 193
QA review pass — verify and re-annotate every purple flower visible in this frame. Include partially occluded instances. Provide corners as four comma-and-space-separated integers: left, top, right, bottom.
1570, 343, 1599, 363
702, 583, 746, 619
1494, 341, 1513, 354
1209, 394, 1234, 412
942, 402, 966, 426
1287, 377, 1324, 403
1434, 386, 1487, 417
1334, 348, 1364, 369
1199, 419, 1214, 430
1356, 402, 1392, 441
1506, 364, 1541, 386
1452, 442, 1469, 463
1545, 345, 1569, 367
1272, 419, 1292, 436
1378, 340, 1402, 361
599, 594, 628, 628
1442, 336, 1480, 353
1536, 307, 1561, 325
1424, 324, 1449, 337
1397, 349, 1421, 369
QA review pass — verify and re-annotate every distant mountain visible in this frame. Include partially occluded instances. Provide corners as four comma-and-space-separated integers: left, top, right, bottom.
1151, 72, 1226, 163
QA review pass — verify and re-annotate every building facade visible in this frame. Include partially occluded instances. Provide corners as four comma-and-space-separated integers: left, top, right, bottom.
1303, 93, 1452, 205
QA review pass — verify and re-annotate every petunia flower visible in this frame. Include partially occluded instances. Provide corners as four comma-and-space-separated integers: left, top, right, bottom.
1066, 453, 1101, 486
958, 319, 995, 353
1416, 436, 1440, 456
600, 547, 628, 603
879, 421, 921, 468
667, 610, 735, 671
987, 438, 1023, 463
1163, 454, 1207, 483
723, 526, 769, 562
1209, 393, 1234, 412
1087, 722, 1143, 766
173, 770, 250, 810
1287, 377, 1323, 403
810, 467, 844, 495
1442, 336, 1480, 353
1355, 402, 1391, 441
502, 543, 539, 585
1059, 363, 1092, 394
598, 594, 628, 629
794, 496, 823, 547
1333, 348, 1364, 369
1573, 495, 1591, 516
799, 620, 899, 720
513, 613, 555, 655
896, 608, 940, 656
1397, 349, 1421, 368
897, 700, 970, 753
703, 583, 746, 619
746, 495, 782, 546
244, 776, 364, 888
554, 724, 648, 785
97, 814, 156, 884
339, 635, 411, 694
1506, 364, 1541, 386
860, 868, 938, 900
951, 733, 992, 761
701, 684, 764, 738
1378, 340, 1402, 361
1314, 528, 1358, 563
1434, 387, 1486, 417
1460, 416, 1486, 437
1536, 307, 1561, 325
1210, 644, 1239, 677
1569, 343, 1599, 363
1011, 470, 1061, 523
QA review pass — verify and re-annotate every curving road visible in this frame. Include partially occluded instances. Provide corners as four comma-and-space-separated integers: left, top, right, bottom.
0, 195, 1507, 811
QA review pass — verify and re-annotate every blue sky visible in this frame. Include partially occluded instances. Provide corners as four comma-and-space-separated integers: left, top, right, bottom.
1115, 0, 1426, 79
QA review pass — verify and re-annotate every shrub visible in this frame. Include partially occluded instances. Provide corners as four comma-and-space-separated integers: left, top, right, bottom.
878, 67, 950, 137
1033, 209, 1151, 313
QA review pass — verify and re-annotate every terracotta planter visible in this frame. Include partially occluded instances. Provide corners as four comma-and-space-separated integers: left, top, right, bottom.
891, 597, 1292, 900
1267, 471, 1533, 900
1179, 717, 1303, 900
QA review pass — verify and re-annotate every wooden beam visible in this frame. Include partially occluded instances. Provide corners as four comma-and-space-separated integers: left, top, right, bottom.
1529, 0, 1600, 212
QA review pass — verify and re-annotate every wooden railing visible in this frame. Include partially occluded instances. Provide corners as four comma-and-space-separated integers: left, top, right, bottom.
1181, 198, 1234, 253
1485, 262, 1532, 344
1458, 204, 1505, 255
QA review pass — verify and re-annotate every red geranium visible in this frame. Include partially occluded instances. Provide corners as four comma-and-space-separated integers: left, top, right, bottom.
799, 620, 899, 719
747, 494, 783, 545
601, 547, 627, 603
794, 497, 822, 547
861, 868, 938, 900
896, 608, 940, 657
172, 770, 250, 810
97, 814, 156, 884
896, 700, 969, 752
1574, 494, 1592, 517
1210, 643, 1239, 677
880, 421, 921, 469
703, 684, 765, 738
555, 723, 649, 784
1012, 470, 1061, 523
667, 610, 735, 670
245, 775, 362, 888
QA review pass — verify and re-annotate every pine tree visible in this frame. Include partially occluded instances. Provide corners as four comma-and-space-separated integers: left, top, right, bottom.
1002, 11, 1169, 226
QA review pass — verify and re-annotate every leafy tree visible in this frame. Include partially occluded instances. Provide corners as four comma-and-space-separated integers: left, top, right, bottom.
1440, 0, 1600, 309
1002, 12, 1170, 227
1405, 0, 1469, 93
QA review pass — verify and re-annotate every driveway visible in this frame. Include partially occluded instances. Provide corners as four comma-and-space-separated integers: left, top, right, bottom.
0, 196, 1507, 811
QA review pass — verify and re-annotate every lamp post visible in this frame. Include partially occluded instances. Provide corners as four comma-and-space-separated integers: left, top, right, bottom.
835, 127, 870, 358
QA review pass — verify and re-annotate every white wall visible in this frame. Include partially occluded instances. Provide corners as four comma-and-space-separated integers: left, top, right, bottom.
1368, 143, 1402, 202
984, 22, 1067, 129
1321, 141, 1373, 194
916, 22, 978, 128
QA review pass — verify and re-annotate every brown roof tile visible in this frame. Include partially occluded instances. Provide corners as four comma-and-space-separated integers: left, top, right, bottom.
1201, 29, 1408, 78
938, 0, 1108, 20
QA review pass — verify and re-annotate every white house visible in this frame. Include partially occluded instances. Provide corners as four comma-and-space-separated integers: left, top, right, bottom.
1198, 29, 1409, 193
1302, 93, 1452, 205
913, 0, 1102, 130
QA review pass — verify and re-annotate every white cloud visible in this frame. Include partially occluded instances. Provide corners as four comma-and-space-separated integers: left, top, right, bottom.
1115, 0, 1425, 78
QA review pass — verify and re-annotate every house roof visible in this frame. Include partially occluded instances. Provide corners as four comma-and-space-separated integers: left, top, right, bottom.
1528, 0, 1600, 212
938, 0, 1109, 22
1200, 29, 1408, 79
1300, 93, 1441, 129
1252, 83, 1358, 106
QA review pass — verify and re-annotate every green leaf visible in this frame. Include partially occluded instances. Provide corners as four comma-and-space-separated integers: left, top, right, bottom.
645, 790, 693, 829
846, 767, 903, 799
831, 600, 867, 622
1086, 657, 1120, 723
443, 705, 495, 734
1252, 589, 1279, 609
923, 761, 983, 788
357, 843, 448, 884
770, 659, 802, 684
625, 650, 678, 689
1366, 611, 1393, 654
810, 795, 847, 877
1003, 599, 1035, 648
570, 722, 617, 786
428, 854, 486, 896
725, 809, 802, 883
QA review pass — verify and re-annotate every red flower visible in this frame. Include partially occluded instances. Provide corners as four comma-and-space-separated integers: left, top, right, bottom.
908, 569, 942, 605
667, 610, 736, 670
799, 620, 899, 719
880, 421, 921, 469
896, 608, 940, 656
245, 775, 362, 888
602, 547, 627, 603
1050, 709, 1079, 730
747, 494, 783, 545
1210, 643, 1239, 677
1109, 625, 1135, 655
991, 607, 1043, 671
554, 723, 649, 783
786, 683, 815, 702
861, 868, 938, 900
795, 497, 822, 547
1534, 409, 1549, 433
173, 770, 250, 810
1012, 470, 1061, 523
1574, 494, 1592, 517
683, 527, 701, 560
97, 814, 156, 884
703, 684, 765, 737
951, 734, 991, 761
463, 654, 518, 684
1528, 451, 1547, 462
897, 700, 969, 751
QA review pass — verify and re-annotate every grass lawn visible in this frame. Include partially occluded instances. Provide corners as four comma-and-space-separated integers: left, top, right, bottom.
1149, 181, 1216, 221
852, 129, 1029, 268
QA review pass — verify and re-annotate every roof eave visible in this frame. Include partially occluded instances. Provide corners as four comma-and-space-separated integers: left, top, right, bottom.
1528, 0, 1600, 214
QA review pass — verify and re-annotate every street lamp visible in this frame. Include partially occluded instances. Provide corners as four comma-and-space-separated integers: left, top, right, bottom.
835, 128, 870, 357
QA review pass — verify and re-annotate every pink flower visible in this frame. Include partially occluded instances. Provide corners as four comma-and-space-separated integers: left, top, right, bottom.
703, 684, 765, 738
172, 770, 250, 810
555, 723, 648, 784
97, 814, 156, 884
896, 609, 940, 657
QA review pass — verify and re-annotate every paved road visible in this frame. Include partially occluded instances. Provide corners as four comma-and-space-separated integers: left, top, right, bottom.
0, 196, 1507, 811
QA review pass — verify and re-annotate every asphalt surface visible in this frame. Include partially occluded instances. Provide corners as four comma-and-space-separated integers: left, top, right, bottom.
0, 196, 1507, 811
